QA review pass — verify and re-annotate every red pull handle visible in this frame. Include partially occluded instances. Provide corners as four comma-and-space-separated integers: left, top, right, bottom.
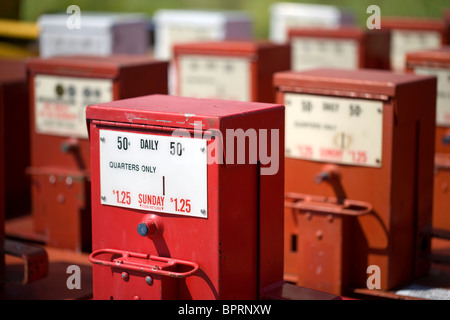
89, 248, 199, 279
285, 192, 372, 217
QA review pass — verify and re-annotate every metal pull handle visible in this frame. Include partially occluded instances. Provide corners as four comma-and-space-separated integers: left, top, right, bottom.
89, 248, 199, 279
314, 166, 347, 204
60, 138, 86, 170
60, 138, 79, 153
285, 192, 372, 217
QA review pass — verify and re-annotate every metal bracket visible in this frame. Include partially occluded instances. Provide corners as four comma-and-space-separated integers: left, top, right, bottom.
2, 239, 49, 284
285, 192, 372, 217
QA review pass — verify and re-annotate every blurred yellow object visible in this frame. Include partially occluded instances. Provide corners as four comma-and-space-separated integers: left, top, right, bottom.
0, 19, 39, 40
0, 42, 38, 59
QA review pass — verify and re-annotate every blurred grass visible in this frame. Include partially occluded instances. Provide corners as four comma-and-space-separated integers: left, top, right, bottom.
11, 0, 450, 39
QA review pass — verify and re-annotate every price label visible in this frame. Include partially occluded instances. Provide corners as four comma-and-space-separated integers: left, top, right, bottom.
285, 93, 383, 167
391, 30, 441, 71
179, 54, 251, 102
284, 15, 338, 29
99, 129, 208, 218
414, 66, 450, 127
291, 37, 358, 71
162, 25, 219, 59
34, 75, 113, 138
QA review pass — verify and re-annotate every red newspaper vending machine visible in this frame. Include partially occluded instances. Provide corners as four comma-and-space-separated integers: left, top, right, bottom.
382, 17, 450, 72
274, 68, 436, 296
0, 59, 29, 287
406, 47, 450, 246
26, 55, 168, 252
86, 94, 341, 300
174, 41, 290, 103
1, 59, 48, 289
288, 27, 390, 71
86, 94, 284, 299
0, 59, 30, 222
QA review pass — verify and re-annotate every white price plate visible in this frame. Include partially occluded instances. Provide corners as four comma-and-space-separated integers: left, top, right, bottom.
179, 54, 251, 102
291, 37, 358, 71
285, 93, 383, 167
391, 30, 441, 71
414, 66, 450, 127
284, 15, 338, 30
168, 25, 217, 44
35, 75, 113, 138
162, 25, 219, 59
99, 129, 208, 218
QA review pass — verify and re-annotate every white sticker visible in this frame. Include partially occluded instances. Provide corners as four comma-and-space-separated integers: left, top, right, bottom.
178, 54, 251, 101
284, 15, 337, 30
40, 33, 111, 58
99, 129, 208, 218
285, 93, 383, 167
34, 75, 113, 138
414, 66, 450, 127
168, 25, 217, 43
162, 25, 219, 59
291, 37, 359, 71
391, 30, 441, 72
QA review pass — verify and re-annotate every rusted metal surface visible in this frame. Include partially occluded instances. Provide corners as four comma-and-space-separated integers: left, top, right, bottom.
275, 68, 437, 296
25, 55, 169, 252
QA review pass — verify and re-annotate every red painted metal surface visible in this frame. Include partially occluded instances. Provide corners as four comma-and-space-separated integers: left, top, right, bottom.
0, 58, 29, 289
288, 26, 391, 70
275, 68, 437, 296
382, 17, 450, 36
26, 55, 169, 252
86, 94, 286, 300
173, 41, 290, 103
0, 59, 30, 221
382, 17, 450, 71
406, 47, 450, 240
0, 67, 5, 286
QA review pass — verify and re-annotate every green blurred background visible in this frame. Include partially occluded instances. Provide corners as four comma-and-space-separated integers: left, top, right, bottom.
1, 0, 450, 39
